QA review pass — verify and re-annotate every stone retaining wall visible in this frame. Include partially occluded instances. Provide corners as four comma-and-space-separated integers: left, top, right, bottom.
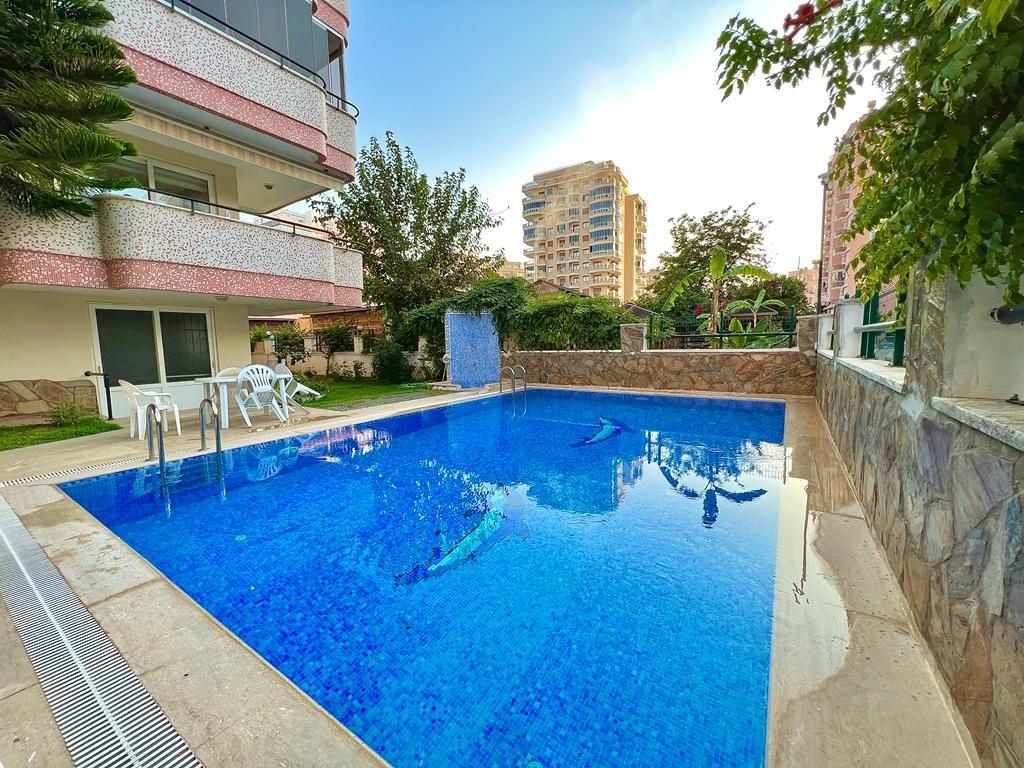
817, 356, 1023, 767
507, 348, 816, 396
0, 379, 99, 419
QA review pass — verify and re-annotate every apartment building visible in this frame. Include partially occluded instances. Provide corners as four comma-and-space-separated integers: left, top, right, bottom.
0, 0, 362, 419
819, 110, 873, 307
495, 260, 526, 279
522, 161, 646, 302
788, 261, 820, 310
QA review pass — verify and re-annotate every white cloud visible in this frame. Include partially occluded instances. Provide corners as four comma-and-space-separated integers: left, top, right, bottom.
480, 2, 881, 275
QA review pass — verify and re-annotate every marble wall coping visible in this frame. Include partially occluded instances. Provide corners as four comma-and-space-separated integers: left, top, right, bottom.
932, 397, 1024, 452
818, 350, 906, 393
515, 348, 801, 355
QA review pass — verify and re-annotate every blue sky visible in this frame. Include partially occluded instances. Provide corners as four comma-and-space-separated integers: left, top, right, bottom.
343, 1, 879, 273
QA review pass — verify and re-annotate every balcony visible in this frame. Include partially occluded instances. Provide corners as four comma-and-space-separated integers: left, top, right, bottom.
0, 194, 363, 310
106, 0, 357, 182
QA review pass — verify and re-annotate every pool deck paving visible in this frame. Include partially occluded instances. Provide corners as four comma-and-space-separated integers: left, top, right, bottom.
0, 386, 981, 767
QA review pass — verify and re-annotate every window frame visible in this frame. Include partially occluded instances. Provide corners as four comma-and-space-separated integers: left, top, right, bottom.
88, 304, 218, 389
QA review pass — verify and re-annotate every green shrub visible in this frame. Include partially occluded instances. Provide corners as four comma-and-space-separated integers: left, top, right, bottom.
249, 324, 270, 351
372, 340, 413, 383
272, 322, 309, 366
316, 323, 354, 374
352, 361, 366, 379
49, 403, 86, 427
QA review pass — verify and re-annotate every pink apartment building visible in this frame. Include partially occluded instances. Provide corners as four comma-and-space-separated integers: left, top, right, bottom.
819, 111, 872, 307
0, 0, 362, 419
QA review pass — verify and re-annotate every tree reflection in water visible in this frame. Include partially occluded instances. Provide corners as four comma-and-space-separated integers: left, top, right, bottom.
648, 434, 769, 527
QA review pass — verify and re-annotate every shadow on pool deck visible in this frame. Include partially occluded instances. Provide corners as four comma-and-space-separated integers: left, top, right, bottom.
0, 388, 981, 768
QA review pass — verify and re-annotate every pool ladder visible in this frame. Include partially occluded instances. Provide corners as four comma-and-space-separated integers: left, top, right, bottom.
146, 399, 224, 493
499, 365, 527, 394
198, 397, 224, 481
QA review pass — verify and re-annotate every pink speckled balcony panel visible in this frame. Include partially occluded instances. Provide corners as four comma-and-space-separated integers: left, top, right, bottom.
1, 251, 362, 306
107, 0, 355, 179
0, 198, 363, 306
313, 0, 349, 37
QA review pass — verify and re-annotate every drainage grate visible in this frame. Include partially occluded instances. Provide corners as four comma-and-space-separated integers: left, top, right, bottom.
0, 448, 199, 488
0, 497, 203, 767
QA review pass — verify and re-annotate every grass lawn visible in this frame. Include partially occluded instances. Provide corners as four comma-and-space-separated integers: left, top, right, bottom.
301, 377, 438, 410
0, 417, 121, 452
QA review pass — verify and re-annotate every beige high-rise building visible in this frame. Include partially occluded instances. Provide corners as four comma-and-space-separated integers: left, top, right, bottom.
522, 161, 646, 302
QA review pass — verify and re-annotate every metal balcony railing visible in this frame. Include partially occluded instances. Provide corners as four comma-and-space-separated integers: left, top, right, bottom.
106, 187, 357, 247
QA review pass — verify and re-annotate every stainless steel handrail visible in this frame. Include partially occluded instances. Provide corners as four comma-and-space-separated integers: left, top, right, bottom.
499, 365, 517, 394
853, 320, 898, 334
145, 403, 168, 490
512, 365, 526, 392
198, 397, 223, 480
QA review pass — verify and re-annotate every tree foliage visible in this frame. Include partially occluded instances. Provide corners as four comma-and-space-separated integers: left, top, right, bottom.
718, 0, 1024, 304
371, 340, 414, 384
271, 323, 308, 366
649, 205, 770, 310
399, 276, 534, 377
511, 293, 637, 351
661, 246, 774, 333
0, 0, 138, 217
730, 275, 813, 316
312, 132, 503, 323
316, 323, 354, 375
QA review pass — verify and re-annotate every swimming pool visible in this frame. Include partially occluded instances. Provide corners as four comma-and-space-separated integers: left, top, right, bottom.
62, 389, 787, 768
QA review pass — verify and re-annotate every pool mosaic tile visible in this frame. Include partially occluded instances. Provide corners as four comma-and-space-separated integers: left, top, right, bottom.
62, 390, 786, 767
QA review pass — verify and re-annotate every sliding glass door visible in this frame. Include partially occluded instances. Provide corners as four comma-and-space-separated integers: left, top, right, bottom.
93, 307, 214, 389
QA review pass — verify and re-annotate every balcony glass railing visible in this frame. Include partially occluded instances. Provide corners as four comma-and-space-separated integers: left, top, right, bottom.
163, 0, 358, 118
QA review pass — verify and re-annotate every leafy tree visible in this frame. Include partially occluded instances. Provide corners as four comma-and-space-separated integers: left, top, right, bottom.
661, 246, 774, 333
717, 0, 1024, 305
1, 0, 138, 217
650, 205, 769, 308
312, 132, 503, 324
271, 323, 308, 367
316, 323, 354, 375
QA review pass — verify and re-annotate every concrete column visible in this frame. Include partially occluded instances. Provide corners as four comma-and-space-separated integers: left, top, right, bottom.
620, 323, 648, 353
834, 299, 863, 358
353, 335, 364, 355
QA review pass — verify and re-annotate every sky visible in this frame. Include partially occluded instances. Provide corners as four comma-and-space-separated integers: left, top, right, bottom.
342, 0, 881, 274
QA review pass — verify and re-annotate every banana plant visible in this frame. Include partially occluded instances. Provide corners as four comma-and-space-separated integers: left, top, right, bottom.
660, 246, 774, 333
724, 289, 787, 327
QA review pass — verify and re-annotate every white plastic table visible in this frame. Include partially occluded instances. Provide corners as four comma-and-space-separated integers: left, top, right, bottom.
195, 371, 290, 428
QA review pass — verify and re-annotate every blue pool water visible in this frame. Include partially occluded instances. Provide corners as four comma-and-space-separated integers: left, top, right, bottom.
62, 389, 787, 768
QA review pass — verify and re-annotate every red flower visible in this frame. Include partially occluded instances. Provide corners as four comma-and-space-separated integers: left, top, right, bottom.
694, 305, 704, 315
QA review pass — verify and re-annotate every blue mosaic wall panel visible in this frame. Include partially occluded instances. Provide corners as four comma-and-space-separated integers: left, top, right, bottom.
445, 311, 499, 388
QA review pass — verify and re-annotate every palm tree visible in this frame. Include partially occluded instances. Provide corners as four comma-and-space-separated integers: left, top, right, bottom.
660, 246, 773, 333
0, 0, 138, 218
658, 453, 768, 528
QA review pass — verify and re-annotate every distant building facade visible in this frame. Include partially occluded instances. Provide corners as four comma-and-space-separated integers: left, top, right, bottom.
820, 110, 873, 307
788, 261, 820, 309
522, 161, 646, 302
495, 260, 526, 279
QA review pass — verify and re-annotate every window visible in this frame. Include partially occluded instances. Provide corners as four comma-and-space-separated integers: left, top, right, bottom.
93, 307, 213, 387
99, 157, 215, 212
568, 235, 580, 246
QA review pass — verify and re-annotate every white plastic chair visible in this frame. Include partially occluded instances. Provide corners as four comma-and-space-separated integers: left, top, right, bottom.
234, 364, 287, 427
119, 380, 181, 441
274, 363, 321, 414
